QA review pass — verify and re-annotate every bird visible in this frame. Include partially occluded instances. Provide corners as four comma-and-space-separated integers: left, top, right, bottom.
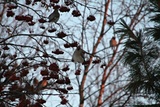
110, 37, 117, 51
48, 9, 60, 23
72, 46, 85, 63
36, 79, 48, 90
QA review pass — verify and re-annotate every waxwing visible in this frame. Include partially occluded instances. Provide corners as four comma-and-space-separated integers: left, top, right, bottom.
72, 46, 85, 63
48, 9, 60, 23
110, 37, 117, 50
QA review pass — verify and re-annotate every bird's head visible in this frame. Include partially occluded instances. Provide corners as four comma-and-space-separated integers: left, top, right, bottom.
77, 46, 81, 50
112, 37, 116, 40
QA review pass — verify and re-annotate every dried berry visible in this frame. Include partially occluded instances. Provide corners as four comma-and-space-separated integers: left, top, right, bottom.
40, 26, 45, 29
61, 98, 68, 105
72, 10, 81, 17
15, 15, 26, 21
28, 21, 35, 26
49, 63, 59, 72
59, 6, 70, 12
38, 18, 47, 23
75, 69, 81, 75
13, 54, 17, 58
107, 20, 115, 25
40, 61, 47, 65
82, 60, 90, 65
62, 66, 69, 72
43, 76, 51, 80
50, 0, 59, 3
70, 42, 78, 47
36, 99, 46, 104
25, 15, 33, 22
56, 79, 65, 84
43, 53, 48, 57
7, 10, 15, 17
57, 32, 67, 38
100, 64, 106, 68
87, 15, 96, 21
92, 59, 101, 64
20, 70, 29, 77
48, 28, 56, 32
43, 40, 49, 44
58, 88, 68, 94
40, 69, 49, 76
52, 49, 64, 55
67, 86, 73, 90
26, 0, 31, 5
65, 0, 73, 6
7, 5, 17, 10
22, 60, 29, 66
65, 77, 70, 84
33, 0, 41, 3
64, 43, 70, 48
50, 72, 59, 79
3, 46, 9, 50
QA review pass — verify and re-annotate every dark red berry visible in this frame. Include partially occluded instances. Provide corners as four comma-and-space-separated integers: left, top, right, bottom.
48, 28, 56, 32
59, 6, 70, 12
72, 10, 81, 17
87, 15, 96, 21
38, 18, 47, 23
57, 32, 67, 38
7, 10, 15, 17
